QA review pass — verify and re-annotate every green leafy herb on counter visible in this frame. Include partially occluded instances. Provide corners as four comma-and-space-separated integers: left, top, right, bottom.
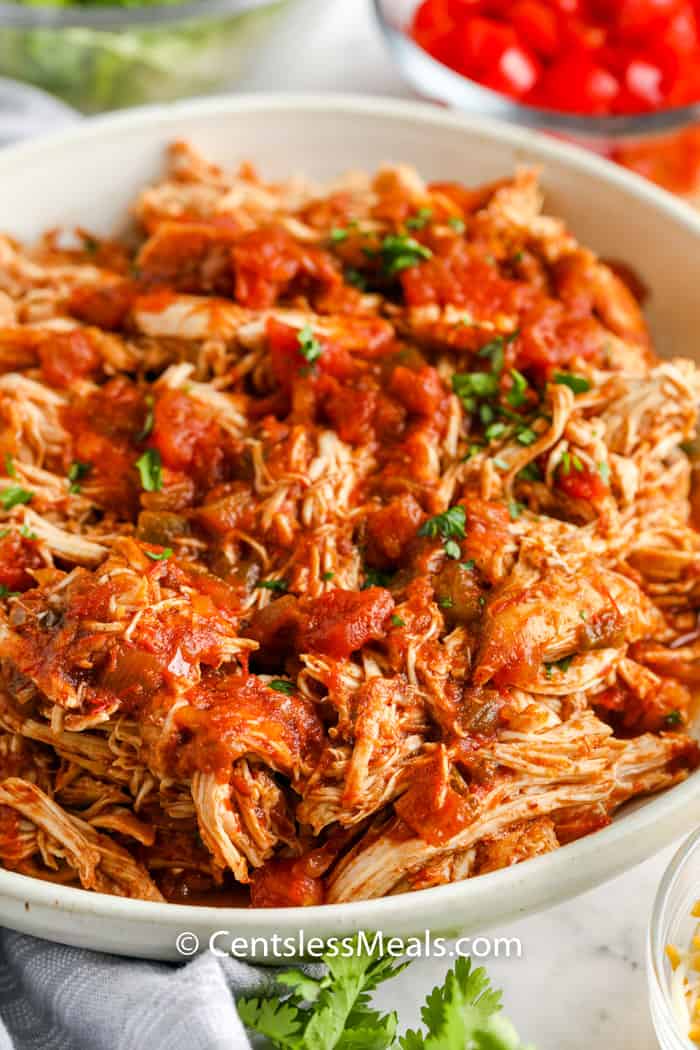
239, 937, 533, 1049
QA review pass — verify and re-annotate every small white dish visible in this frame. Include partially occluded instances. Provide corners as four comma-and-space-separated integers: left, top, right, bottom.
1, 94, 700, 960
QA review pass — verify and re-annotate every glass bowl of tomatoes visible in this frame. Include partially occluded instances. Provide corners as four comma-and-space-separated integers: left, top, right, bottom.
374, 0, 700, 203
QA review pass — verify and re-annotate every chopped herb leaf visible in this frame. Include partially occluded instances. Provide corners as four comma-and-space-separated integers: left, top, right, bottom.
4, 454, 16, 478
461, 559, 476, 571
1, 486, 32, 510
20, 525, 36, 539
479, 402, 495, 425
598, 461, 610, 484
135, 449, 162, 493
406, 207, 433, 230
321, 571, 335, 581
477, 330, 519, 374
508, 500, 524, 520
517, 462, 542, 482
665, 709, 683, 726
0, 528, 9, 538
256, 579, 288, 592
67, 460, 92, 494
438, 595, 454, 609
418, 505, 466, 541
444, 539, 461, 560
580, 610, 587, 621
571, 454, 584, 472
553, 371, 591, 394
345, 267, 367, 290
507, 368, 529, 407
463, 444, 484, 461
545, 654, 574, 676
145, 547, 173, 561
448, 216, 466, 233
379, 234, 432, 276
137, 394, 155, 442
391, 614, 405, 627
362, 568, 393, 589
329, 227, 349, 243
0, 584, 19, 598
268, 679, 296, 695
516, 426, 537, 446
452, 371, 499, 404
484, 421, 507, 442
297, 325, 323, 365
560, 451, 571, 475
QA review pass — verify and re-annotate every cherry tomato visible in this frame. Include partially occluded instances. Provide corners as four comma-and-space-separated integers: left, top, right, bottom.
511, 1, 561, 57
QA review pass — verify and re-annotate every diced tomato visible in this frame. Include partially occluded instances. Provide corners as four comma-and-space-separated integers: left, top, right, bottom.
619, 0, 684, 35
151, 389, 223, 477
364, 494, 424, 568
232, 227, 340, 310
250, 857, 324, 908
557, 462, 609, 503
534, 50, 620, 114
298, 587, 394, 658
388, 364, 446, 416
511, 1, 560, 57
38, 329, 101, 388
68, 280, 135, 330
0, 533, 42, 592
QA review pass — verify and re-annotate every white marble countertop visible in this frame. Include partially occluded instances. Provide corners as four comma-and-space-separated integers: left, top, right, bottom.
240, 3, 683, 1046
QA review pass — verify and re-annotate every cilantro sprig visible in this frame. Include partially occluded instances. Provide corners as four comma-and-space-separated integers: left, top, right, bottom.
239, 937, 532, 1050
377, 234, 432, 277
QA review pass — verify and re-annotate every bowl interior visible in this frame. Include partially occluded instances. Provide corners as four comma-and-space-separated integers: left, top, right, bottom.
2, 96, 700, 957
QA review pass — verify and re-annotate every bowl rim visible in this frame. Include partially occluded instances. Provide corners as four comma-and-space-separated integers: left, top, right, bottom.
1, 92, 700, 935
0, 0, 282, 30
373, 0, 700, 139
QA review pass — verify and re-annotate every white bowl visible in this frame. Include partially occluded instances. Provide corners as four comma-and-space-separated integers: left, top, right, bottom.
2, 94, 700, 961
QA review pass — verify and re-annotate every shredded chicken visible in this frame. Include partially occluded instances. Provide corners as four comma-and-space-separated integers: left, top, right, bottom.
0, 144, 697, 907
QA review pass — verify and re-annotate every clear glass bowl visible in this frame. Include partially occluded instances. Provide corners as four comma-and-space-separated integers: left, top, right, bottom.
0, 0, 294, 114
649, 829, 700, 1050
373, 0, 700, 204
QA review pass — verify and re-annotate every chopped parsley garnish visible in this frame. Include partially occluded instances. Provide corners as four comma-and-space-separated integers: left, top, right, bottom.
67, 460, 92, 494
477, 329, 519, 373
598, 461, 610, 483
391, 614, 405, 627
516, 427, 537, 446
0, 528, 9, 538
137, 394, 155, 442
135, 449, 162, 493
507, 368, 529, 407
321, 571, 335, 581
461, 559, 476, 571
378, 233, 432, 276
256, 578, 288, 592
145, 547, 173, 561
0, 584, 19, 598
508, 500, 524, 520
345, 267, 367, 290
362, 568, 393, 589
20, 524, 37, 539
665, 709, 683, 726
4, 454, 16, 478
438, 595, 454, 609
268, 679, 295, 695
329, 227, 349, 243
297, 325, 323, 365
406, 207, 433, 230
553, 371, 591, 394
484, 421, 507, 442
452, 371, 499, 411
1, 486, 32, 510
419, 505, 466, 559
517, 462, 542, 482
545, 654, 574, 677
448, 216, 466, 233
